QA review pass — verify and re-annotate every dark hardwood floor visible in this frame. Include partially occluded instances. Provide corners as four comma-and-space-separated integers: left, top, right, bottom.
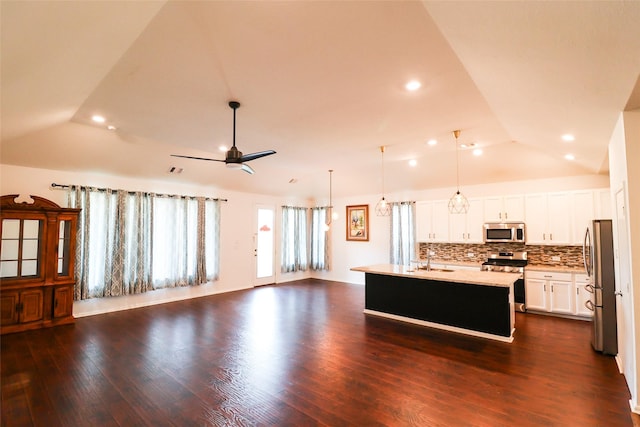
1, 279, 633, 426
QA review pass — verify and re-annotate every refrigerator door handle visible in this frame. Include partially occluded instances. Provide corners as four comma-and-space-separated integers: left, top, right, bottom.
585, 299, 595, 311
583, 227, 592, 277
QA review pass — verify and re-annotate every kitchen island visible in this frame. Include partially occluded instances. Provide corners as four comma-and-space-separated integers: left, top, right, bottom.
351, 264, 521, 342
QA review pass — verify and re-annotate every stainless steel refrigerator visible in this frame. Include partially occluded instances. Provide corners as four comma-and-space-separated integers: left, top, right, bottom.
583, 219, 617, 355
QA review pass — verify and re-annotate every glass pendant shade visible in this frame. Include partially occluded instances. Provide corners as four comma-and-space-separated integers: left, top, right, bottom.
448, 190, 469, 214
448, 130, 469, 214
375, 197, 391, 216
376, 146, 391, 216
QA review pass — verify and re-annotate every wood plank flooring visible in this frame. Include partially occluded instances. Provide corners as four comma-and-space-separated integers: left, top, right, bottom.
1, 279, 633, 426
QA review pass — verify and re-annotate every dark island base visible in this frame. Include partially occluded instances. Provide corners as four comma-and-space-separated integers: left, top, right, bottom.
364, 273, 513, 341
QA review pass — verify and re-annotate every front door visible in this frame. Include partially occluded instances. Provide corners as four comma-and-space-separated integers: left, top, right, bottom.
254, 205, 275, 286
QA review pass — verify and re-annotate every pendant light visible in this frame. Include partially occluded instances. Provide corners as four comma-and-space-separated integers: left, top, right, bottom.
448, 130, 469, 214
325, 169, 334, 228
375, 146, 391, 216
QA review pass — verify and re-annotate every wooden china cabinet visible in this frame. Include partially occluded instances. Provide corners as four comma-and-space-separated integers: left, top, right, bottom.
0, 195, 81, 334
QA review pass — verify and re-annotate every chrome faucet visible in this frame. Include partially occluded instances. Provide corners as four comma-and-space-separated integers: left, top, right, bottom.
425, 246, 432, 271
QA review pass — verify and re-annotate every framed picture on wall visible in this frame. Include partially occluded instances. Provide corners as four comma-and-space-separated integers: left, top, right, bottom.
346, 205, 369, 241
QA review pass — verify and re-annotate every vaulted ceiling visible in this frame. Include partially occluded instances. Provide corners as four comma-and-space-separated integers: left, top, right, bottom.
2, 1, 639, 199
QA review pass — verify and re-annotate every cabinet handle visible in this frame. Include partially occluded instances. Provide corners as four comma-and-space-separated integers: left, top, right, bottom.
550, 233, 553, 240
544, 275, 552, 278
505, 212, 508, 219
551, 285, 554, 292
543, 233, 546, 240
55, 299, 59, 308
543, 285, 546, 292
499, 212, 502, 219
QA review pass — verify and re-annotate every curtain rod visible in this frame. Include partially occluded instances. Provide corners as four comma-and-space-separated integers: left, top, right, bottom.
51, 183, 228, 202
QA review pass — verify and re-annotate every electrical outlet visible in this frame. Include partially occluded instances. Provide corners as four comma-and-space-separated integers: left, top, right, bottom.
551, 256, 561, 261
467, 252, 474, 257
429, 251, 435, 256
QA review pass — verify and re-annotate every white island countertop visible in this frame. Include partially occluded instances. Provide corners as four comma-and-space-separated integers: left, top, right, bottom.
351, 264, 521, 288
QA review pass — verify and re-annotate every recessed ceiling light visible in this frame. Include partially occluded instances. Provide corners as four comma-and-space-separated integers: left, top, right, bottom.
218, 145, 228, 152
562, 134, 575, 142
92, 115, 106, 123
564, 154, 575, 161
427, 139, 437, 146
460, 143, 476, 149
405, 80, 421, 91
473, 148, 483, 156
107, 125, 116, 131
408, 159, 417, 167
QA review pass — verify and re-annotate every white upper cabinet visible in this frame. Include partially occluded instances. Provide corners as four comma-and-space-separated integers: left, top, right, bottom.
449, 198, 484, 243
525, 192, 571, 245
571, 190, 595, 245
483, 195, 525, 222
595, 188, 612, 218
415, 200, 449, 242
415, 188, 609, 246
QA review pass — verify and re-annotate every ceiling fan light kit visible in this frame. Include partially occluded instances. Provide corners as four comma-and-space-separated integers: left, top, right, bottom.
448, 129, 470, 214
171, 101, 276, 174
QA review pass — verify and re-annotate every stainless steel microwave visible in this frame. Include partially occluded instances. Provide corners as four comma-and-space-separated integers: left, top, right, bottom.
483, 222, 526, 243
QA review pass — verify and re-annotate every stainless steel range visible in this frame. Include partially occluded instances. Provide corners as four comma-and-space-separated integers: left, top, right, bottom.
481, 251, 528, 312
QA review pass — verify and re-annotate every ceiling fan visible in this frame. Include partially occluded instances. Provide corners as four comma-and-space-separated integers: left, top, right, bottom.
171, 101, 276, 174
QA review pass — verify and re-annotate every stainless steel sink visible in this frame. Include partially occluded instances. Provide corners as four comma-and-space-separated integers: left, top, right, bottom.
419, 267, 455, 273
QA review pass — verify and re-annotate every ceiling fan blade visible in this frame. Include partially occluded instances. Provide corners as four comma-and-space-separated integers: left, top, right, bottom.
240, 150, 276, 162
171, 154, 225, 162
241, 163, 255, 174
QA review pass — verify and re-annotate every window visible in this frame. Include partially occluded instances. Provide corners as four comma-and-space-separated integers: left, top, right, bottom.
310, 207, 329, 270
281, 206, 308, 272
69, 187, 220, 299
391, 202, 415, 266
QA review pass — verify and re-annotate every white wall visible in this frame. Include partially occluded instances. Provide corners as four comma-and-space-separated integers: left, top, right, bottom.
609, 110, 640, 411
1, 163, 612, 316
0, 164, 311, 316
315, 174, 609, 285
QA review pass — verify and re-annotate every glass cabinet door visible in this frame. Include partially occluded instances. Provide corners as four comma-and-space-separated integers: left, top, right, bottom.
0, 218, 43, 279
56, 219, 73, 278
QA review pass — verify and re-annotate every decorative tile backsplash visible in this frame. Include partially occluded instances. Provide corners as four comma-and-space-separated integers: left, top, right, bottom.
417, 242, 584, 268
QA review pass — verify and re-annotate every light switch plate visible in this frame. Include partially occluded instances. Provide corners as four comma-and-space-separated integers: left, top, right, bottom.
467, 252, 474, 257
551, 256, 561, 261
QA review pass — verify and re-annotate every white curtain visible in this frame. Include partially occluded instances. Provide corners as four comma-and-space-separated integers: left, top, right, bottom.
69, 186, 220, 300
281, 206, 308, 272
390, 201, 416, 266
310, 207, 330, 270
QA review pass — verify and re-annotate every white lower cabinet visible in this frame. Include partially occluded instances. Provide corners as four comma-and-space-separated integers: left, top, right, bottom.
525, 271, 574, 314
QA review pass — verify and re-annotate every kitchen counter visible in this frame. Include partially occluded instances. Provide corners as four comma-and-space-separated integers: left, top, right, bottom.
351, 263, 520, 287
527, 265, 586, 274
351, 264, 520, 343
421, 259, 482, 269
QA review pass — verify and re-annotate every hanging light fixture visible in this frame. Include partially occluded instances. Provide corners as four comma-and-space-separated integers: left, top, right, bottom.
448, 129, 469, 214
375, 146, 391, 216
325, 169, 334, 228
